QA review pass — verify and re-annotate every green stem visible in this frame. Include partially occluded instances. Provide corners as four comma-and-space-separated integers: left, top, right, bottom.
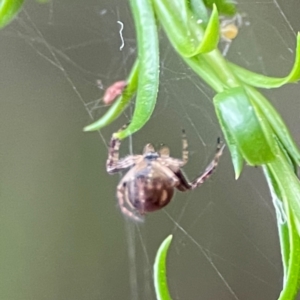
203, 49, 241, 88
183, 56, 226, 93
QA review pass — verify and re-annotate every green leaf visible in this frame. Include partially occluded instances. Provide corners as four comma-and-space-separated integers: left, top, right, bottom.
262, 165, 290, 281
0, 0, 24, 28
197, 4, 220, 54
215, 117, 244, 178
152, 0, 219, 57
268, 148, 300, 236
214, 86, 277, 166
213, 91, 245, 179
114, 0, 159, 140
229, 33, 300, 88
189, 0, 209, 25
204, 0, 236, 16
265, 147, 300, 300
83, 60, 139, 132
154, 235, 173, 300
245, 86, 300, 165
151, 0, 202, 57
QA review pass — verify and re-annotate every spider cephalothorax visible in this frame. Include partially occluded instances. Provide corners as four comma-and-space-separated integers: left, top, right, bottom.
106, 125, 225, 221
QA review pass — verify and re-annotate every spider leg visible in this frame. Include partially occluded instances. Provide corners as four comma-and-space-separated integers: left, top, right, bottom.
107, 156, 140, 174
182, 129, 188, 165
174, 169, 192, 191
106, 123, 138, 173
143, 143, 155, 154
190, 139, 225, 189
117, 183, 144, 222
159, 145, 170, 157
106, 125, 125, 172
157, 130, 188, 167
175, 139, 225, 191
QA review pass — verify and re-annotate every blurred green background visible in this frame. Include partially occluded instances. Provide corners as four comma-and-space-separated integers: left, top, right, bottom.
0, 0, 300, 299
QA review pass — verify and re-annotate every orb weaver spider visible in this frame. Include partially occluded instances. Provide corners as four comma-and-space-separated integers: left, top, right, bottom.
106, 125, 225, 221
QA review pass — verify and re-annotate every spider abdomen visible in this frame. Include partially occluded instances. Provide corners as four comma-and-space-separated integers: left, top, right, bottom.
125, 175, 174, 214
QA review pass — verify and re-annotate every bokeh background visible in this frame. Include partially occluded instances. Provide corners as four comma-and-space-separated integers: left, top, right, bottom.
1, 0, 300, 299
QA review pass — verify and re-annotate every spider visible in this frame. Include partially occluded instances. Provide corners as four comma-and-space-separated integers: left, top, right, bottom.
106, 125, 225, 222
219, 13, 245, 56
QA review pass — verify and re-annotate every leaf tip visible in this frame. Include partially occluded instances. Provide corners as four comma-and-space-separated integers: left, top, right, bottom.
165, 234, 173, 244
83, 124, 95, 132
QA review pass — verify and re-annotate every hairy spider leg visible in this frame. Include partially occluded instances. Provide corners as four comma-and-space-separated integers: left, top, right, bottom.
143, 143, 155, 153
106, 124, 127, 171
106, 135, 121, 173
159, 145, 170, 157
182, 129, 188, 165
190, 140, 225, 189
106, 136, 137, 174
106, 124, 138, 173
158, 129, 187, 164
117, 183, 144, 222
175, 139, 225, 191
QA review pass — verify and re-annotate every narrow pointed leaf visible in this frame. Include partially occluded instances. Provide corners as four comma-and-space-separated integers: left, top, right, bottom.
215, 116, 244, 178
268, 148, 300, 236
214, 87, 277, 165
197, 4, 220, 54
152, 0, 219, 57
245, 86, 300, 165
262, 165, 290, 281
266, 149, 300, 300
83, 60, 139, 132
0, 0, 24, 28
229, 33, 300, 88
204, 0, 236, 16
189, 0, 209, 25
154, 235, 173, 300
114, 0, 159, 140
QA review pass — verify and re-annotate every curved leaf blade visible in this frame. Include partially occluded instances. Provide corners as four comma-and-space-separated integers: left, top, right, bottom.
115, 0, 159, 140
152, 0, 219, 58
266, 148, 300, 300
0, 0, 24, 28
215, 116, 244, 178
83, 60, 139, 132
245, 86, 300, 165
214, 86, 277, 165
196, 4, 220, 54
262, 165, 290, 282
189, 0, 209, 25
268, 148, 300, 237
204, 0, 236, 16
229, 33, 300, 88
154, 235, 173, 300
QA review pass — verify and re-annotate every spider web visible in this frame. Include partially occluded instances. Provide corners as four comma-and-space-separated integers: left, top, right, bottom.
0, 0, 300, 299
